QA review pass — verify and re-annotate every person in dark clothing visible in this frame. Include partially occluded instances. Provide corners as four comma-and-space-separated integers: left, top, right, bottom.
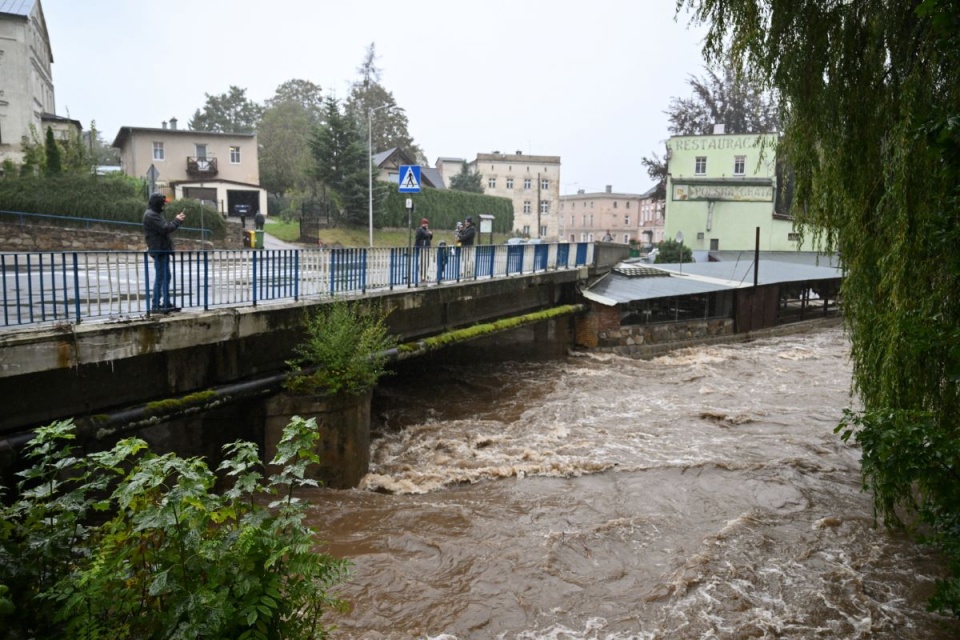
457, 216, 477, 246
143, 193, 185, 313
254, 210, 265, 230
415, 217, 433, 247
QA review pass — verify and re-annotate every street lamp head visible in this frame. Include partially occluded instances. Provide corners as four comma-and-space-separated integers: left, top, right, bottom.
370, 104, 404, 116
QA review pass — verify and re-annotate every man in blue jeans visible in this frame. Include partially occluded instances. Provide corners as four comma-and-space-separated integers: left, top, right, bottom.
143, 193, 186, 313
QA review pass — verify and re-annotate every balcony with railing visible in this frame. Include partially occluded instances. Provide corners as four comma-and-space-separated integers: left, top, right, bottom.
186, 156, 218, 178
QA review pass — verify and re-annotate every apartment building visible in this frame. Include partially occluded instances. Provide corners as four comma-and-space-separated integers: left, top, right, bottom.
112, 118, 266, 217
0, 0, 61, 165
468, 151, 561, 239
559, 185, 663, 245
665, 128, 798, 253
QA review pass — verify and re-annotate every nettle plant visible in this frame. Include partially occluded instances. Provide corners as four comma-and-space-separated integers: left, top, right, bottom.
284, 301, 397, 397
0, 417, 349, 640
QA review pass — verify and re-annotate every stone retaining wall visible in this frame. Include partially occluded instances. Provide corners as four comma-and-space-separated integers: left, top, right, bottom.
596, 316, 843, 359
0, 220, 243, 252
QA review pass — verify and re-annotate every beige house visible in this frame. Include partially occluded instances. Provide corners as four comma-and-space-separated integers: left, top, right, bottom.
112, 119, 266, 217
559, 185, 664, 245
0, 0, 59, 166
467, 151, 562, 240
434, 156, 465, 187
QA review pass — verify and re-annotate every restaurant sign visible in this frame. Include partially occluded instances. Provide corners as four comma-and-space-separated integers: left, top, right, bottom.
673, 184, 773, 202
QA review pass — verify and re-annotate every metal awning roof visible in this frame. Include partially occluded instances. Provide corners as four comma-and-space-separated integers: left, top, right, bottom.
583, 258, 843, 306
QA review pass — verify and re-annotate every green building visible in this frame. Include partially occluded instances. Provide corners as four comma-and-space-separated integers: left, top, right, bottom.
664, 130, 801, 254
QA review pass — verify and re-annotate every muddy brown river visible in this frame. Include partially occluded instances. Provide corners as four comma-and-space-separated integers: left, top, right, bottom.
299, 328, 959, 639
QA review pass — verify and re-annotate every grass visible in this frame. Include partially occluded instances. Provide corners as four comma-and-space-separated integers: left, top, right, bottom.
264, 218, 517, 247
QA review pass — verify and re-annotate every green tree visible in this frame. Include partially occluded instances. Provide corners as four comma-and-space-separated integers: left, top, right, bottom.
345, 43, 425, 163
266, 78, 324, 124
680, 0, 960, 614
448, 161, 484, 193
189, 85, 264, 133
84, 121, 120, 166
44, 126, 62, 176
310, 97, 371, 227
667, 62, 779, 136
259, 101, 314, 199
653, 238, 692, 263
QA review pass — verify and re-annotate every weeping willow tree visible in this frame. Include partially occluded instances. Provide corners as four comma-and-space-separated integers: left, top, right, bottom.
679, 0, 960, 614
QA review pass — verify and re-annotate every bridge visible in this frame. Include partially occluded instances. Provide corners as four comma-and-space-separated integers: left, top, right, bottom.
0, 241, 627, 443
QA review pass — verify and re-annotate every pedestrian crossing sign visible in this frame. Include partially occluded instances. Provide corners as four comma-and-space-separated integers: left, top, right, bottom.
398, 165, 421, 193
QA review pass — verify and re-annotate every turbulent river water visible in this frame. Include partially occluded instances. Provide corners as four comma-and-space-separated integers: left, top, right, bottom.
300, 327, 959, 639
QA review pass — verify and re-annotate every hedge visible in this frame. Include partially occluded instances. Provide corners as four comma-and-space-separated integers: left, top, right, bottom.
381, 183, 514, 233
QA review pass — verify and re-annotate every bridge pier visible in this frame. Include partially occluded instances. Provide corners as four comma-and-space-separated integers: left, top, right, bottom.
264, 390, 372, 489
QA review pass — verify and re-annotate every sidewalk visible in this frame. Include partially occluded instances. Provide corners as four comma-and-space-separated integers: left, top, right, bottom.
225, 215, 304, 250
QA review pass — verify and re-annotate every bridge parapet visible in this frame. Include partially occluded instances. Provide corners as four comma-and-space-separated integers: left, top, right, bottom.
0, 268, 591, 436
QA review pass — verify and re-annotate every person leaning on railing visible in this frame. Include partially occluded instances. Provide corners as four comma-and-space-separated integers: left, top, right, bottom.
143, 193, 185, 313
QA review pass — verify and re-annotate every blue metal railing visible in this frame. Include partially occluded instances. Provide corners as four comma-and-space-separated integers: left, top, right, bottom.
0, 242, 595, 329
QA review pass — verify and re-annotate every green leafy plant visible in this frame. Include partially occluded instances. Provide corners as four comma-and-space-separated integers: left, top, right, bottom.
285, 301, 397, 397
0, 417, 349, 640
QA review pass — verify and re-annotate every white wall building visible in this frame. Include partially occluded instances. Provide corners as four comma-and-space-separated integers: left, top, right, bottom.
0, 0, 57, 166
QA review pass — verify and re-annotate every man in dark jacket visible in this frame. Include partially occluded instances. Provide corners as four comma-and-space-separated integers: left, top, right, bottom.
457, 216, 476, 246
415, 217, 433, 247
143, 193, 186, 313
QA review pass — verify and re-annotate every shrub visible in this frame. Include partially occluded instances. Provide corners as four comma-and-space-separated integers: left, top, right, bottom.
0, 173, 227, 239
0, 418, 349, 640
285, 301, 397, 397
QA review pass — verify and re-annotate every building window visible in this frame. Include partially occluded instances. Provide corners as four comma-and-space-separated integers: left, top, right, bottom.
710, 238, 719, 250
540, 225, 547, 237
734, 155, 745, 176
623, 234, 630, 244
230, 146, 241, 164
613, 201, 618, 209
570, 215, 574, 227
540, 200, 549, 214
624, 215, 630, 226
523, 178, 532, 190
522, 225, 530, 235
626, 201, 631, 209
590, 201, 594, 208
695, 156, 707, 175
581, 214, 586, 226
506, 177, 514, 189
523, 201, 531, 214
541, 178, 549, 190
153, 142, 164, 161
788, 232, 800, 241
590, 214, 594, 226
488, 177, 496, 189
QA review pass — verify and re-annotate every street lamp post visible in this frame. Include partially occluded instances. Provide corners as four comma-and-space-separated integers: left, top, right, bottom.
368, 104, 402, 247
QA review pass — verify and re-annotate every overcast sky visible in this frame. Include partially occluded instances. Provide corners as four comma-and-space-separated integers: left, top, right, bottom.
43, 0, 708, 195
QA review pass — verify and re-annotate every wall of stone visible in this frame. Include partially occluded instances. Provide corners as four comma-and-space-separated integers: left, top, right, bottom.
0, 220, 244, 252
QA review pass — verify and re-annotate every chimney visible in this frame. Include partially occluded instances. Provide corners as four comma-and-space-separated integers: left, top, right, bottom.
162, 121, 168, 129
516, 150, 523, 155
605, 185, 612, 193
170, 117, 178, 131
577, 189, 585, 194
713, 123, 725, 134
